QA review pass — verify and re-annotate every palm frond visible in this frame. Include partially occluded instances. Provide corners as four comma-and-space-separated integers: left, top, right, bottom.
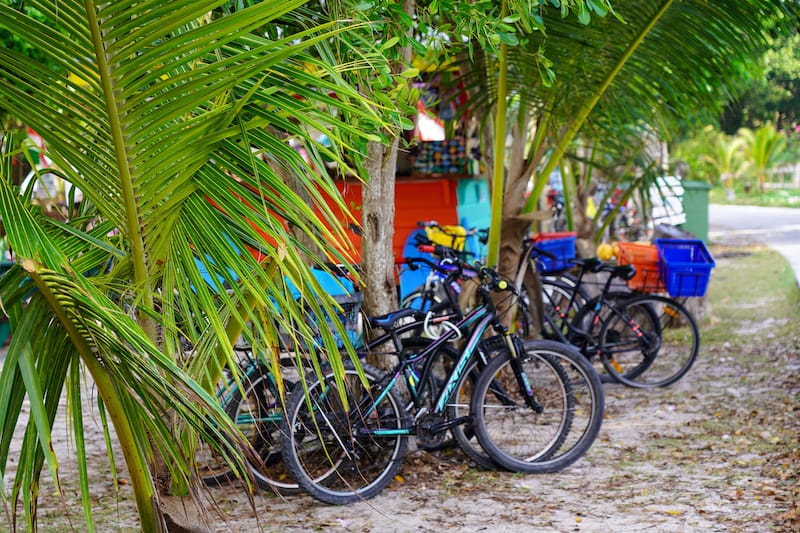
0, 2, 395, 529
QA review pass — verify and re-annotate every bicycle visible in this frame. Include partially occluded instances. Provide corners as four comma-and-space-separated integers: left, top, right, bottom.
398, 221, 487, 312
193, 264, 363, 495
195, 347, 305, 494
513, 237, 590, 338
280, 261, 604, 504
397, 249, 608, 471
534, 257, 700, 388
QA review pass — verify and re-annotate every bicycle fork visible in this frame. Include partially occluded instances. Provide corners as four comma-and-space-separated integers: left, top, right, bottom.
506, 335, 544, 414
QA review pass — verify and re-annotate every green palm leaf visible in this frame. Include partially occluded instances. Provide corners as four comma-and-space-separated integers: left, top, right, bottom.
0, 1, 391, 529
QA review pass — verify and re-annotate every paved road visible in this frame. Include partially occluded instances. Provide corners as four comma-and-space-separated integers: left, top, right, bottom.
709, 203, 800, 286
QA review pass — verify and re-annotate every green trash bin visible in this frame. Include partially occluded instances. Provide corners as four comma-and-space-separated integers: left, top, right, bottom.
680, 181, 711, 242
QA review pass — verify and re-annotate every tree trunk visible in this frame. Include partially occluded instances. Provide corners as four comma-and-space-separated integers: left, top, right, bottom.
359, 0, 414, 367
361, 139, 401, 321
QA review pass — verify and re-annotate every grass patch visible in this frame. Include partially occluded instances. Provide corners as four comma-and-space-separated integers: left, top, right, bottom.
709, 183, 800, 207
702, 244, 800, 344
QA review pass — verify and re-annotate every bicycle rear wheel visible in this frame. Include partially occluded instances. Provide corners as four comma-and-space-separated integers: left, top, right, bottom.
447, 335, 528, 470
599, 295, 699, 388
196, 364, 300, 494
226, 366, 300, 494
520, 340, 604, 471
280, 362, 409, 504
472, 340, 603, 474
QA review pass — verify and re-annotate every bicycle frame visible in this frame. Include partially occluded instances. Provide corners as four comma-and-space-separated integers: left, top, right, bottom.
362, 303, 496, 438
351, 269, 544, 442
542, 268, 657, 361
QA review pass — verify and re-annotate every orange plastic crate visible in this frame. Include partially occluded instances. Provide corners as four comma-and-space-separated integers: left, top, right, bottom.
616, 242, 665, 293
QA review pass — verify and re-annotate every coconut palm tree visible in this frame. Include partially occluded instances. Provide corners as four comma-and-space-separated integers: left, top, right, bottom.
0, 1, 393, 530
707, 132, 749, 199
739, 123, 788, 193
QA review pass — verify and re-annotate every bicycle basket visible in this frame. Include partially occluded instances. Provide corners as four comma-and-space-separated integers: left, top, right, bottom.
654, 239, 716, 297
333, 292, 363, 346
532, 232, 576, 274
299, 292, 363, 350
616, 242, 665, 293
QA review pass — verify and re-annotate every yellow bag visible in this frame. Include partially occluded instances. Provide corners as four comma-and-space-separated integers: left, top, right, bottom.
425, 225, 467, 251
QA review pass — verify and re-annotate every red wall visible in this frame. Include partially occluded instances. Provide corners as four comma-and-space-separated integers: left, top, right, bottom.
327, 177, 460, 263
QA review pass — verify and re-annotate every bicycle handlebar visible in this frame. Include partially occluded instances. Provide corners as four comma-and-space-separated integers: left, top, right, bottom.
475, 264, 516, 295
403, 254, 515, 296
404, 255, 441, 270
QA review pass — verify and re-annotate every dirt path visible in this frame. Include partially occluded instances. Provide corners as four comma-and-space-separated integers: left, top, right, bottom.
10, 245, 800, 532
205, 334, 799, 533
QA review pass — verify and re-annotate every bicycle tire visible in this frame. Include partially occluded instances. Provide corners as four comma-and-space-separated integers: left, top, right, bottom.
226, 366, 301, 494
196, 437, 236, 487
280, 361, 409, 504
597, 293, 661, 382
197, 364, 301, 494
472, 339, 604, 473
599, 295, 699, 388
448, 336, 528, 470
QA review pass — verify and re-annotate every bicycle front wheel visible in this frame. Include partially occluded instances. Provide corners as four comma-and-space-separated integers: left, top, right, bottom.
473, 340, 602, 474
280, 362, 409, 505
599, 295, 699, 388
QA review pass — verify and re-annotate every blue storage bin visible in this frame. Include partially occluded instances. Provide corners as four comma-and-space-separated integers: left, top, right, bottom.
654, 239, 716, 297
533, 233, 577, 274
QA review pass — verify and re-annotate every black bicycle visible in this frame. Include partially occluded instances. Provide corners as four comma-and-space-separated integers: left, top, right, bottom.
280, 261, 604, 504
533, 257, 700, 388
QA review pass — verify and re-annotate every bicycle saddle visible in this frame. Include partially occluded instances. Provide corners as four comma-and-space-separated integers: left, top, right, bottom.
368, 307, 420, 330
571, 257, 604, 272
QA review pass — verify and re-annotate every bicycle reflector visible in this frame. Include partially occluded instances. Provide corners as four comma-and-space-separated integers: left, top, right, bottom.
497, 280, 507, 290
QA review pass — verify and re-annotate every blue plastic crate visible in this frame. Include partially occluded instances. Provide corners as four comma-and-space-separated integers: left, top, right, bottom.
654, 239, 716, 297
533, 233, 577, 274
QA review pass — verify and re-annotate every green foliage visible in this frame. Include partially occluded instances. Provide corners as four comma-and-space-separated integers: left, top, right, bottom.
0, 1, 394, 529
674, 123, 792, 196
720, 33, 800, 134
738, 123, 789, 190
418, 0, 615, 76
0, 0, 66, 125
673, 126, 746, 185
704, 245, 800, 349
709, 181, 800, 207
